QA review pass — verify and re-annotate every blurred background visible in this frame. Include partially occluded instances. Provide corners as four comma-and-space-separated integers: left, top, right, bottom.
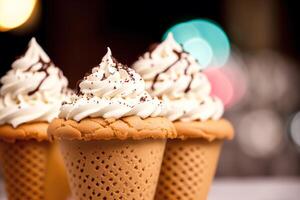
0, 0, 300, 199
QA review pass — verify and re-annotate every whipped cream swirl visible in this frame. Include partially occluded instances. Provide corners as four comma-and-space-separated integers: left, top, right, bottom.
0, 38, 69, 127
60, 48, 166, 121
133, 33, 223, 122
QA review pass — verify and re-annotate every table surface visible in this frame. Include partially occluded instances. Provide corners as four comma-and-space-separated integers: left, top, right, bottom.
1, 177, 300, 200
208, 178, 300, 200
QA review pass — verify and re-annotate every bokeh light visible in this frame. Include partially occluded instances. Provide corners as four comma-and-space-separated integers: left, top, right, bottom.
236, 109, 284, 158
0, 0, 37, 32
245, 51, 300, 113
183, 37, 213, 67
163, 19, 231, 68
203, 51, 248, 108
188, 19, 230, 67
222, 52, 248, 107
163, 22, 200, 45
289, 111, 300, 148
203, 68, 234, 107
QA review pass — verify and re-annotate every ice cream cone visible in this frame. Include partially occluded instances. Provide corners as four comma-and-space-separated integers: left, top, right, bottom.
49, 49, 177, 200
132, 33, 235, 200
0, 123, 70, 200
0, 140, 49, 200
155, 119, 233, 200
155, 139, 221, 200
49, 116, 176, 200
61, 139, 165, 199
0, 37, 72, 200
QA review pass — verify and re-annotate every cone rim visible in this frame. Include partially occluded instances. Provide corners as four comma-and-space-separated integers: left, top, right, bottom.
48, 116, 177, 141
0, 122, 49, 143
174, 118, 234, 141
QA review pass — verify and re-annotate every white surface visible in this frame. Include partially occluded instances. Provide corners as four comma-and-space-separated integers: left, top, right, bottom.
0, 177, 300, 200
208, 177, 300, 200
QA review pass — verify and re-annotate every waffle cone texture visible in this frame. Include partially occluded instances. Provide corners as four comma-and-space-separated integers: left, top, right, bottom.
0, 123, 70, 200
48, 116, 177, 200
155, 119, 234, 200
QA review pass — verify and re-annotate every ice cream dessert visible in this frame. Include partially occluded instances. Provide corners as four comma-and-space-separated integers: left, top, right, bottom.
133, 33, 234, 200
48, 48, 176, 200
133, 33, 224, 124
0, 38, 68, 129
0, 38, 70, 200
59, 48, 166, 122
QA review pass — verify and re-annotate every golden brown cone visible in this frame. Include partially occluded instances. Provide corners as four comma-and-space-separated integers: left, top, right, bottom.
155, 119, 234, 200
48, 116, 177, 200
60, 139, 166, 200
155, 139, 222, 200
174, 118, 234, 140
0, 122, 49, 142
1, 140, 50, 200
0, 123, 71, 200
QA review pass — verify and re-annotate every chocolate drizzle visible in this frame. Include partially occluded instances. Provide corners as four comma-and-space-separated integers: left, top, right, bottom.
27, 57, 53, 95
184, 59, 192, 75
151, 50, 182, 90
184, 74, 194, 93
150, 49, 197, 94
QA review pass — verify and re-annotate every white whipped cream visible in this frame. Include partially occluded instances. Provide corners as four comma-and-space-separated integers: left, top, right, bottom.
132, 33, 223, 122
60, 48, 166, 121
0, 38, 69, 127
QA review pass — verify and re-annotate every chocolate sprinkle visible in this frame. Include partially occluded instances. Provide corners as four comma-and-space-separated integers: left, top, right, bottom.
140, 96, 147, 102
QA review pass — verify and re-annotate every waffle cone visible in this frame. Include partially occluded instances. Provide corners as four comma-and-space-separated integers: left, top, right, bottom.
60, 139, 166, 200
0, 140, 70, 200
155, 139, 222, 200
155, 119, 234, 200
0, 140, 50, 200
